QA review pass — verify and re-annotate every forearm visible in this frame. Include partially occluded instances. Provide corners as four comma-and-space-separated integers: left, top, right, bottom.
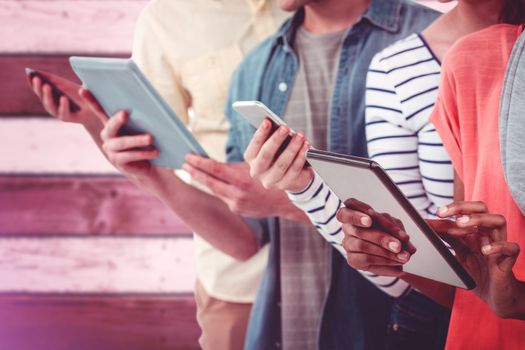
401, 273, 455, 308
147, 170, 259, 260
81, 115, 105, 150
289, 173, 410, 296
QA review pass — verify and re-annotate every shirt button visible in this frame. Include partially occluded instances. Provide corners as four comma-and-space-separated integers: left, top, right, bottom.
278, 82, 287, 92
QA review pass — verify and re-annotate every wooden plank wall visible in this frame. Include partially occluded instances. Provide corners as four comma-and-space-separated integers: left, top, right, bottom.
0, 1, 200, 349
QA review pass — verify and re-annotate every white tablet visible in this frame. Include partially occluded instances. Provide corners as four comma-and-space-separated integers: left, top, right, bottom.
306, 149, 475, 290
70, 56, 208, 169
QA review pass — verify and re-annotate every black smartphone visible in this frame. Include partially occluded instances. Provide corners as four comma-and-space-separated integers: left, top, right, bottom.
26, 68, 81, 113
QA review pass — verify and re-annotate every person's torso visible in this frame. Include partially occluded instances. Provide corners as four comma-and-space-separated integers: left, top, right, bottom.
225, 1, 440, 349
442, 24, 525, 350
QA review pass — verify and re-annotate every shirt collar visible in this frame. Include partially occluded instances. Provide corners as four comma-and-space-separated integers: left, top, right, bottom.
274, 0, 403, 50
362, 0, 402, 33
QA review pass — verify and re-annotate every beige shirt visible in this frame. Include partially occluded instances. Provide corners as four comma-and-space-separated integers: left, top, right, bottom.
132, 0, 287, 302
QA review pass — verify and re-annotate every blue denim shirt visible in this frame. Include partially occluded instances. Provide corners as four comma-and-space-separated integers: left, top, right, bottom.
224, 1, 439, 349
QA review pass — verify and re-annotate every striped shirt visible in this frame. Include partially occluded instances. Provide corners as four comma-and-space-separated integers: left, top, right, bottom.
366, 33, 453, 217
288, 34, 454, 297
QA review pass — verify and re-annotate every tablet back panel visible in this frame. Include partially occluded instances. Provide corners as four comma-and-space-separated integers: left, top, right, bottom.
307, 150, 474, 289
70, 57, 208, 169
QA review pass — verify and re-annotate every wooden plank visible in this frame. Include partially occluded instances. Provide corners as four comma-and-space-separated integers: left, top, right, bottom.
0, 118, 117, 173
0, 294, 199, 350
0, 55, 126, 116
0, 1, 147, 54
0, 237, 195, 292
0, 175, 192, 235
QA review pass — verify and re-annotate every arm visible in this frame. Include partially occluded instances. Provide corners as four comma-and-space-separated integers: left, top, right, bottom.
91, 105, 258, 261
243, 119, 411, 297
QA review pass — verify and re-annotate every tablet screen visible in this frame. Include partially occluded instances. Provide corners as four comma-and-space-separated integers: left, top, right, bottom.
306, 149, 475, 290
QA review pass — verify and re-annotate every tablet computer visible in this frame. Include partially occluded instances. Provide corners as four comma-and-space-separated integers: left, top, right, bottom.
69, 56, 208, 169
306, 149, 475, 290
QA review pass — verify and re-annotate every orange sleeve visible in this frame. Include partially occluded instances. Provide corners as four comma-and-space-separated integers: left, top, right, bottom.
430, 61, 464, 181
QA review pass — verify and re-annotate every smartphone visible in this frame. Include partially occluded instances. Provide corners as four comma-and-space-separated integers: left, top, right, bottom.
25, 68, 82, 113
233, 100, 309, 163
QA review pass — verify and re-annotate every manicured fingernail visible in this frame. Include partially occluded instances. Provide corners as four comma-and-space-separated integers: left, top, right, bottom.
481, 245, 492, 254
279, 126, 288, 135
457, 216, 470, 224
438, 206, 448, 215
360, 216, 372, 226
388, 241, 400, 253
297, 132, 304, 139
397, 251, 409, 262
262, 119, 270, 129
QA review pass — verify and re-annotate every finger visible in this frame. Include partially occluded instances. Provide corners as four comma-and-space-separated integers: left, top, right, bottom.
79, 88, 109, 124
344, 198, 375, 216
455, 214, 506, 241
427, 219, 479, 236
482, 241, 520, 273
275, 143, 312, 191
185, 154, 249, 188
343, 236, 411, 263
437, 201, 488, 218
373, 212, 410, 242
243, 119, 273, 162
57, 96, 72, 119
111, 150, 159, 166
182, 163, 240, 199
345, 252, 405, 271
343, 224, 405, 254
336, 207, 372, 227
260, 133, 305, 188
104, 134, 154, 153
42, 84, 58, 116
250, 125, 291, 176
32, 76, 43, 99
100, 111, 128, 140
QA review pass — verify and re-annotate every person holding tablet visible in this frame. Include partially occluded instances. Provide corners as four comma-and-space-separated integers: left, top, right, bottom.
243, 0, 525, 347
338, 23, 525, 349
29, 1, 287, 349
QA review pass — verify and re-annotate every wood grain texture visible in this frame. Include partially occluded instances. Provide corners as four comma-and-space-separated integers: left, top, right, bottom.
0, 175, 192, 235
0, 294, 199, 350
0, 0, 147, 54
0, 237, 195, 292
0, 118, 117, 173
0, 55, 126, 116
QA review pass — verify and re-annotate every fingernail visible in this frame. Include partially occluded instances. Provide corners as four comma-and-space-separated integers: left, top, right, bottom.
280, 126, 288, 135
438, 206, 448, 215
388, 241, 400, 253
397, 251, 409, 262
297, 132, 304, 139
262, 119, 270, 129
457, 216, 470, 224
360, 216, 372, 226
481, 245, 492, 254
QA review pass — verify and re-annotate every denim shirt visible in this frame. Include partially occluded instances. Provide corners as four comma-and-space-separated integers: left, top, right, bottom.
224, 1, 439, 349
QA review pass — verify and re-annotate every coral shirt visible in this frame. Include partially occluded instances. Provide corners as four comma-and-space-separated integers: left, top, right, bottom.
431, 24, 525, 349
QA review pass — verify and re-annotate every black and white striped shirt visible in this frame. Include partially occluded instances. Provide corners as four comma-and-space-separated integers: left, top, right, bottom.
288, 34, 454, 297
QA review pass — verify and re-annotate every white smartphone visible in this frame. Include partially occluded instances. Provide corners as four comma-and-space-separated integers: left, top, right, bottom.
232, 100, 288, 130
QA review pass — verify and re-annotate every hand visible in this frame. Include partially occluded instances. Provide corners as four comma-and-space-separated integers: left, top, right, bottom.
244, 119, 313, 192
29, 75, 97, 126
338, 198, 416, 277
80, 92, 169, 189
434, 201, 524, 319
183, 154, 307, 221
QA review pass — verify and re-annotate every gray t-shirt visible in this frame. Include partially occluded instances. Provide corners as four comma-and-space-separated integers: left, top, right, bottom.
500, 28, 525, 215
279, 25, 347, 349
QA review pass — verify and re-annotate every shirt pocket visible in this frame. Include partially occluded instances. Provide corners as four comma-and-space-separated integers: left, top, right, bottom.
180, 45, 244, 132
